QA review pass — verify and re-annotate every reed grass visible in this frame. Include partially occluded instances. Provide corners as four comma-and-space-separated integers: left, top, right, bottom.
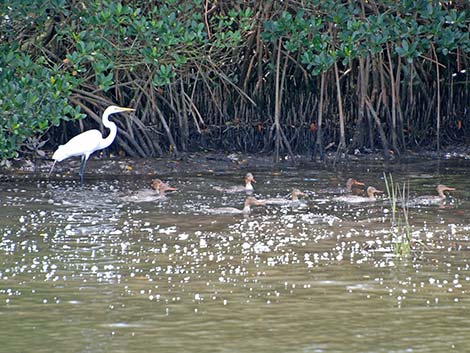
383, 173, 412, 256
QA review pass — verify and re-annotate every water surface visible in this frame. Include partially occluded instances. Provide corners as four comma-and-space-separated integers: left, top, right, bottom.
1, 158, 469, 352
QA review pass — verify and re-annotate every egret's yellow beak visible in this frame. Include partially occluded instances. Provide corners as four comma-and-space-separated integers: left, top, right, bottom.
117, 107, 135, 112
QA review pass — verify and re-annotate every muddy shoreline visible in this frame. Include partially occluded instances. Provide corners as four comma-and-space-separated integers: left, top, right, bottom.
2, 147, 470, 179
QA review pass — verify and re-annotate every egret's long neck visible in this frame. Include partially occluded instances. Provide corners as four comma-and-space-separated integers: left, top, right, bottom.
98, 112, 118, 150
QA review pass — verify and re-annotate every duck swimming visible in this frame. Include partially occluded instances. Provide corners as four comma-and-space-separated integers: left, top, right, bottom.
151, 179, 177, 197
120, 179, 177, 203
344, 178, 365, 194
334, 186, 383, 203
324, 178, 365, 195
262, 189, 306, 206
213, 173, 256, 193
412, 184, 455, 205
205, 196, 265, 215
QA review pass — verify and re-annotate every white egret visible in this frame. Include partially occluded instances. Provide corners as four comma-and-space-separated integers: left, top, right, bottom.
49, 105, 135, 184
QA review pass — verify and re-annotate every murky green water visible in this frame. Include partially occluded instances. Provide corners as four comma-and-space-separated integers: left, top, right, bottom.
1, 158, 470, 352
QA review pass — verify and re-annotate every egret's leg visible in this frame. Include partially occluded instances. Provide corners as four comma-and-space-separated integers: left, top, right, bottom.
78, 155, 88, 185
48, 160, 57, 178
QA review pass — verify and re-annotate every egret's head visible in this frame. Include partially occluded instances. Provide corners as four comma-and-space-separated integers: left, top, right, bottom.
52, 145, 68, 162
105, 105, 136, 115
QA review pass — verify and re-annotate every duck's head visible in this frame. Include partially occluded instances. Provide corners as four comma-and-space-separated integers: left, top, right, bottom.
245, 173, 256, 183
436, 184, 455, 193
367, 186, 383, 196
152, 179, 177, 192
346, 178, 365, 190
291, 189, 306, 198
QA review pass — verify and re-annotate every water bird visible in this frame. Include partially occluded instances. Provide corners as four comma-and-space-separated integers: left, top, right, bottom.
334, 186, 383, 203
345, 178, 365, 194
412, 184, 456, 205
205, 196, 265, 215
324, 178, 365, 195
49, 105, 135, 184
120, 179, 176, 203
151, 179, 177, 197
213, 172, 256, 193
262, 189, 306, 206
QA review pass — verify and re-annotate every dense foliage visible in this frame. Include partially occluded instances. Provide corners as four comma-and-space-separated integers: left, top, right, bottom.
0, 45, 84, 159
1, 0, 469, 160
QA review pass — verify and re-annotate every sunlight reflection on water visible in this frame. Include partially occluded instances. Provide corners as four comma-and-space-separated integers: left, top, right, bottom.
1, 159, 470, 352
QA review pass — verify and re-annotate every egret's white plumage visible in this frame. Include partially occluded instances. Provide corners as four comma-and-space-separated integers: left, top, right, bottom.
49, 105, 135, 184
